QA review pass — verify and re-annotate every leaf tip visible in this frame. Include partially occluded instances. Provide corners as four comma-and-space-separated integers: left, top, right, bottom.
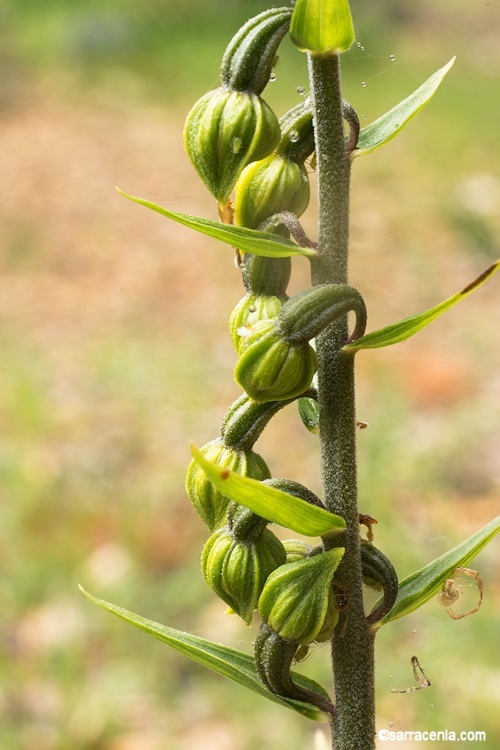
460, 259, 500, 295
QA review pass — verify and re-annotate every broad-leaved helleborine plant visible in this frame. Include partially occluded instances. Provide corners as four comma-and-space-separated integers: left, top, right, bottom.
82, 1, 499, 747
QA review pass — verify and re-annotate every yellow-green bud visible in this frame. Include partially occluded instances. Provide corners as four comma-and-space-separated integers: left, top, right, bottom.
282, 539, 314, 564
234, 320, 317, 402
234, 154, 310, 230
185, 438, 270, 531
290, 0, 355, 56
229, 293, 285, 352
258, 548, 344, 645
184, 89, 280, 204
202, 527, 286, 624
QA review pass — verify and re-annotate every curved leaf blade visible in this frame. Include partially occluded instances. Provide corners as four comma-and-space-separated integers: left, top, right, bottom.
117, 189, 316, 258
80, 587, 330, 722
343, 260, 499, 353
190, 443, 345, 536
354, 58, 455, 157
376, 516, 500, 627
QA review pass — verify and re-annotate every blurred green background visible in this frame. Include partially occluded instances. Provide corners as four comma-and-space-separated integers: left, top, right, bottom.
1, 1, 499, 748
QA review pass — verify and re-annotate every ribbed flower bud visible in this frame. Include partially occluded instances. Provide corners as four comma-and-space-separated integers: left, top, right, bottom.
258, 548, 344, 645
282, 539, 314, 564
234, 100, 314, 230
201, 527, 286, 624
221, 8, 292, 95
229, 292, 285, 352
234, 154, 310, 230
234, 319, 317, 402
185, 438, 270, 531
234, 284, 367, 401
184, 89, 280, 204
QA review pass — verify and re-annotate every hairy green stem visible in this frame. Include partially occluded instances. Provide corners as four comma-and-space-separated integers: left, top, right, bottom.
308, 53, 376, 749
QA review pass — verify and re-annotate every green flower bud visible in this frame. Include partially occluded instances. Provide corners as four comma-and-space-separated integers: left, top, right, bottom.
290, 0, 355, 56
258, 548, 344, 645
201, 527, 286, 624
234, 100, 315, 231
234, 154, 310, 230
221, 8, 292, 95
282, 539, 314, 564
184, 88, 280, 204
185, 438, 270, 531
229, 293, 285, 352
234, 320, 317, 402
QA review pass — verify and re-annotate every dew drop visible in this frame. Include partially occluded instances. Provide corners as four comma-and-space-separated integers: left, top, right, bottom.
361, 81, 367, 88
430, 704, 434, 708
389, 675, 394, 679
412, 629, 417, 634
360, 46, 365, 51
363, 115, 368, 120
269, 72, 277, 82
296, 85, 305, 96
388, 722, 395, 728
289, 129, 300, 143
231, 137, 243, 154
390, 54, 396, 61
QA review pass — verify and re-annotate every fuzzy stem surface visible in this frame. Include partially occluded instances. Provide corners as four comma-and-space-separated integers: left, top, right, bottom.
308, 52, 376, 749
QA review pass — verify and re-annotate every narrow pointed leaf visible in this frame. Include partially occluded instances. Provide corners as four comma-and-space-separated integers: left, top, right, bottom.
376, 516, 500, 627
343, 260, 499, 353
80, 587, 330, 722
191, 443, 345, 536
117, 189, 316, 258
354, 58, 455, 157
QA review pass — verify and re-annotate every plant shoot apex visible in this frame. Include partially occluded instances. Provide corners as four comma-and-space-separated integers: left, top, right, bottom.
290, 0, 355, 56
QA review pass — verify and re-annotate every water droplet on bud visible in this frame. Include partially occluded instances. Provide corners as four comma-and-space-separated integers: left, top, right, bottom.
390, 54, 396, 61
231, 137, 243, 154
296, 85, 305, 96
269, 73, 277, 82
361, 82, 367, 88
289, 129, 300, 143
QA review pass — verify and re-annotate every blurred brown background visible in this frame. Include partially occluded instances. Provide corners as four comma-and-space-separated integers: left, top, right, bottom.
1, 1, 499, 748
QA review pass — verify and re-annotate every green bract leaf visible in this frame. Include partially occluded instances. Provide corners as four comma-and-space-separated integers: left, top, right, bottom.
298, 395, 319, 434
290, 0, 355, 55
117, 189, 316, 258
343, 260, 499, 353
354, 58, 455, 157
190, 443, 345, 536
80, 587, 330, 722
377, 516, 500, 627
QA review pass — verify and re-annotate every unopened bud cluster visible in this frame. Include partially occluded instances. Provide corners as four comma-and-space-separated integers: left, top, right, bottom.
183, 6, 371, 713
